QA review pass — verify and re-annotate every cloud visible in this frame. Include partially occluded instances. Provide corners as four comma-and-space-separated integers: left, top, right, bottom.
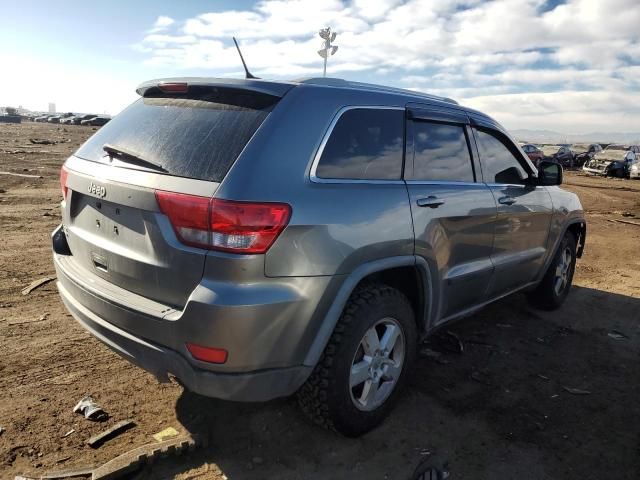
148, 15, 175, 33
134, 0, 640, 132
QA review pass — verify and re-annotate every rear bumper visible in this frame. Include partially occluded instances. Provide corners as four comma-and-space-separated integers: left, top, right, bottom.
57, 279, 311, 401
52, 225, 333, 401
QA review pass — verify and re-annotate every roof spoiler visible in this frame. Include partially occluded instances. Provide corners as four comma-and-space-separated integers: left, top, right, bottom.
136, 77, 294, 98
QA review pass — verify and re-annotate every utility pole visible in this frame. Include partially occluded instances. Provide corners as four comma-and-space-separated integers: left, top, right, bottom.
317, 27, 338, 77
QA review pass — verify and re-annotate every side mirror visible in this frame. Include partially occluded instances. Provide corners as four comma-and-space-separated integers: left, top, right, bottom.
537, 160, 563, 186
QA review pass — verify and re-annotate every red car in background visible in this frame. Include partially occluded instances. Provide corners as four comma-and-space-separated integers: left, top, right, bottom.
521, 144, 545, 166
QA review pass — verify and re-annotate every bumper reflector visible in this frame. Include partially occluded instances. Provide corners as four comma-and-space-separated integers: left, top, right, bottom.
186, 343, 228, 364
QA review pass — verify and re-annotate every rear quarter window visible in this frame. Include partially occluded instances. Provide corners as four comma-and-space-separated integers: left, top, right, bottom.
74, 89, 277, 182
315, 108, 404, 180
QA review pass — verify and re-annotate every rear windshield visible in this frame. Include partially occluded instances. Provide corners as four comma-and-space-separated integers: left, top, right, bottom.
74, 88, 278, 182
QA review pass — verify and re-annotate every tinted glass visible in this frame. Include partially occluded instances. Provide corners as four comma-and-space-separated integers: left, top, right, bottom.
316, 109, 403, 180
410, 121, 473, 182
75, 89, 277, 182
474, 129, 528, 184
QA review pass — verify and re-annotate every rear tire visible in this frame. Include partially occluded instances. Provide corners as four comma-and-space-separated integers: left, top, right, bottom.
527, 231, 577, 310
297, 283, 417, 437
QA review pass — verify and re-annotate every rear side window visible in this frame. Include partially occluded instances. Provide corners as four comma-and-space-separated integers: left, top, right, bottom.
409, 121, 474, 182
315, 108, 404, 180
474, 128, 528, 184
74, 89, 278, 182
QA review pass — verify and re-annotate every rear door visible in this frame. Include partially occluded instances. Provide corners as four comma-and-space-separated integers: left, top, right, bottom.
470, 120, 553, 297
61, 86, 281, 308
405, 107, 497, 322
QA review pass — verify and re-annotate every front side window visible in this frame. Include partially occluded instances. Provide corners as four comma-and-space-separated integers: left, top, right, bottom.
315, 108, 404, 180
474, 128, 528, 184
409, 121, 474, 182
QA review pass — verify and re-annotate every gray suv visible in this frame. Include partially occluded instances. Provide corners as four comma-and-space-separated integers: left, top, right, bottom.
53, 77, 585, 437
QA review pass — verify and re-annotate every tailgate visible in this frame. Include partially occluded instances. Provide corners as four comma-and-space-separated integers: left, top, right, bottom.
62, 157, 218, 308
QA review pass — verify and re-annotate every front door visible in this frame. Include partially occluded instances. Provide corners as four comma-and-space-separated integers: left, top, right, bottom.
471, 125, 553, 297
405, 107, 497, 322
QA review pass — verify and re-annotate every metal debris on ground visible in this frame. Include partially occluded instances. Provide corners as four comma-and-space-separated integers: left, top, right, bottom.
563, 386, 591, 395
611, 219, 640, 227
608, 330, 629, 341
73, 395, 107, 421
0, 171, 43, 178
87, 419, 135, 448
152, 426, 179, 442
21, 276, 56, 295
9, 313, 49, 326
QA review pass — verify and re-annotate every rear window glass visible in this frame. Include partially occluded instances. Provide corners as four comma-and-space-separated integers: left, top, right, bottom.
74, 89, 277, 182
316, 108, 404, 180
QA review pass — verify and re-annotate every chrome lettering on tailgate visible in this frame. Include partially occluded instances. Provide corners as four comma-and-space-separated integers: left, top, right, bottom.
88, 182, 107, 198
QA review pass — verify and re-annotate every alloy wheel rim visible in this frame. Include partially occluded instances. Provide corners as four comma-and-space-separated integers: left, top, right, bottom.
349, 317, 405, 411
554, 247, 573, 295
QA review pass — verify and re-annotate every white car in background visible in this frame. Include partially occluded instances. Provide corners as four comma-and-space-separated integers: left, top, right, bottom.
583, 145, 639, 178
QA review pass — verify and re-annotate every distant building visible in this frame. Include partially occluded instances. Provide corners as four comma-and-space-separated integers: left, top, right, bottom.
48, 102, 56, 114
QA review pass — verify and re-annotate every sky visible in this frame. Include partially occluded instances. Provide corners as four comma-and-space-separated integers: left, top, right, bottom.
1, 0, 638, 133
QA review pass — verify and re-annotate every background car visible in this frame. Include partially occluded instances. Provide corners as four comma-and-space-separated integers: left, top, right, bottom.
72, 114, 97, 125
521, 144, 545, 166
583, 144, 639, 177
574, 143, 603, 167
80, 116, 110, 126
551, 145, 575, 168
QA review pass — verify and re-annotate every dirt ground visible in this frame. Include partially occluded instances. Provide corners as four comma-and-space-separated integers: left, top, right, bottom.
1, 123, 639, 480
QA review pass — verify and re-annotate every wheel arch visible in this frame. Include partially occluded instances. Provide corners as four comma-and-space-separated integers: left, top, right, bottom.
302, 256, 433, 367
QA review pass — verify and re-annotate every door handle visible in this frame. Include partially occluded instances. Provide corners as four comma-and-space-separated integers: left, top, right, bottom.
498, 196, 516, 206
416, 196, 445, 208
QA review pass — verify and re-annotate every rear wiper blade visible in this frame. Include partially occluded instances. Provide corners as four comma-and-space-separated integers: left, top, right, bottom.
103, 144, 167, 172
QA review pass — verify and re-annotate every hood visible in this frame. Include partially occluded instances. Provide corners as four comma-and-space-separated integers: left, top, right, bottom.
595, 149, 629, 162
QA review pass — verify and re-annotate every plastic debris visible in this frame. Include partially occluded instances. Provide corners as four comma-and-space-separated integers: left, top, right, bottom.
563, 386, 591, 395
92, 434, 200, 479
87, 419, 135, 448
73, 395, 107, 421
608, 331, 629, 341
62, 429, 75, 438
21, 276, 56, 295
152, 426, 179, 442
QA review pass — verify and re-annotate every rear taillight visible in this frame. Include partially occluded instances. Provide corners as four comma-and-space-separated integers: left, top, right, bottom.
155, 191, 291, 254
60, 165, 69, 200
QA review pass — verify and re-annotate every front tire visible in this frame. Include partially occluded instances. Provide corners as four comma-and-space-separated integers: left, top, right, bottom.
297, 283, 417, 437
528, 231, 577, 310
